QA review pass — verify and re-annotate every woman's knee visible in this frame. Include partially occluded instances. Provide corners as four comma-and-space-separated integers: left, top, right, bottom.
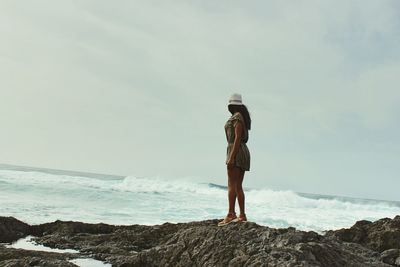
235, 183, 243, 192
228, 167, 241, 185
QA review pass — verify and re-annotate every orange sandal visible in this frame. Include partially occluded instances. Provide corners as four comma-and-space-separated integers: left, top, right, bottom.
237, 214, 247, 222
217, 212, 238, 226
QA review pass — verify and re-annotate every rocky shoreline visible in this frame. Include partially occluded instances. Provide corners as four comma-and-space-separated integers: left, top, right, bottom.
1, 216, 400, 266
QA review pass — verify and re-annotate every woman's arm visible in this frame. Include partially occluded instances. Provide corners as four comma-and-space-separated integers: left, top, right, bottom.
227, 120, 243, 169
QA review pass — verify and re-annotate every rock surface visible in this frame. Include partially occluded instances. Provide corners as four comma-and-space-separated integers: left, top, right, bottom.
326, 215, 400, 252
326, 215, 400, 266
1, 216, 400, 266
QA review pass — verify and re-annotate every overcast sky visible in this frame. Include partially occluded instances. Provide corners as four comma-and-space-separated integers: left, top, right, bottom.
1, 1, 399, 201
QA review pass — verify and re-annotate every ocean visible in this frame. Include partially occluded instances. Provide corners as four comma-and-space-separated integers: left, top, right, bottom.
1, 164, 399, 234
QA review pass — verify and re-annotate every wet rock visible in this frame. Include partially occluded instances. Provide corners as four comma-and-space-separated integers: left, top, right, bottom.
0, 245, 77, 267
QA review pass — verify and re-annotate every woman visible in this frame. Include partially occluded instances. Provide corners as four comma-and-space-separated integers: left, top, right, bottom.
218, 93, 251, 226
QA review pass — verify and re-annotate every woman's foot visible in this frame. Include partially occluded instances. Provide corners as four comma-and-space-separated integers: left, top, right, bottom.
217, 212, 238, 226
237, 213, 247, 222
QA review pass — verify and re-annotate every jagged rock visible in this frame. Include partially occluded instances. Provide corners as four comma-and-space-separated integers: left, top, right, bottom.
326, 215, 400, 252
2, 216, 400, 266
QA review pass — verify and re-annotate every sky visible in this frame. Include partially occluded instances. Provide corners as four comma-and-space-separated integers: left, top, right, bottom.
1, 1, 399, 201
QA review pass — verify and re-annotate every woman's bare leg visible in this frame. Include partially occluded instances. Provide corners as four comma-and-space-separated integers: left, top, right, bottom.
236, 169, 245, 216
227, 166, 241, 214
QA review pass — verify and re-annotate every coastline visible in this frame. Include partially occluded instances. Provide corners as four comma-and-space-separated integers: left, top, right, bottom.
1, 215, 400, 266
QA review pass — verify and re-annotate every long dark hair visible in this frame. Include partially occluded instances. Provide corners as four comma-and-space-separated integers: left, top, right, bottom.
228, 105, 251, 130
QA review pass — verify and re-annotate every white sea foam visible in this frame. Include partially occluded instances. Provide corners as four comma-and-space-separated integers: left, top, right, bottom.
110, 175, 226, 196
0, 168, 399, 233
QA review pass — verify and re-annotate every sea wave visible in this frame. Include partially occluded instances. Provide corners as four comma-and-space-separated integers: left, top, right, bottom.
1, 168, 399, 232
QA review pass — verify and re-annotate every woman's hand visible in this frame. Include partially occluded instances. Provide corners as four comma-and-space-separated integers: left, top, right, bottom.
226, 157, 235, 169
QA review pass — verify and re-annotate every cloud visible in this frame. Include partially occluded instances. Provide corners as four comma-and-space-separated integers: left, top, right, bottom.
0, 0, 399, 200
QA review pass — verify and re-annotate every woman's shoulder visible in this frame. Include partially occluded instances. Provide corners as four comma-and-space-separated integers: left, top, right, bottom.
231, 112, 244, 121
229, 112, 245, 124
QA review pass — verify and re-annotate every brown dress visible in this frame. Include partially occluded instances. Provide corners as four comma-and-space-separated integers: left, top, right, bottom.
224, 112, 251, 171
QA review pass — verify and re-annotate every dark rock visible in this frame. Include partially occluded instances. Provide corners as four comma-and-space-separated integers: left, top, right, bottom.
28, 219, 391, 266
31, 220, 117, 236
0, 217, 30, 243
2, 216, 400, 266
380, 249, 400, 265
327, 215, 400, 252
